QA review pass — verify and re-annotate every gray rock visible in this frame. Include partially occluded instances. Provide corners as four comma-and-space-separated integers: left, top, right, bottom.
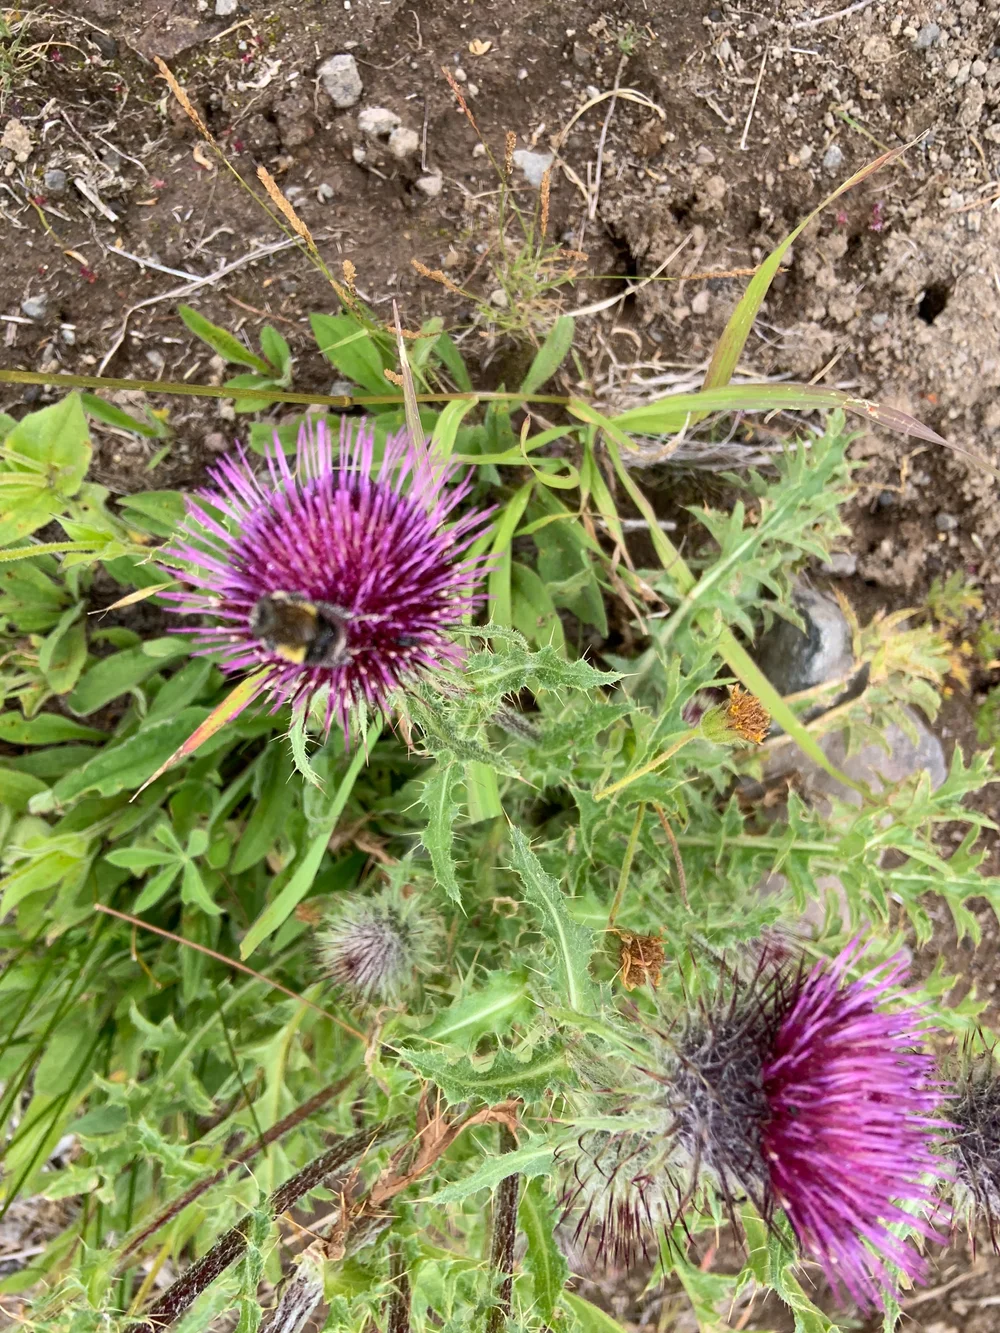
316, 182, 335, 202
695, 145, 716, 165
754, 586, 853, 695
782, 706, 946, 812
820, 551, 858, 577
43, 167, 67, 196
915, 22, 941, 48
387, 126, 420, 159
357, 105, 400, 138
318, 54, 363, 108
415, 171, 443, 198
512, 148, 553, 188
935, 511, 959, 532
21, 296, 47, 320
215, 0, 237, 15
822, 143, 843, 171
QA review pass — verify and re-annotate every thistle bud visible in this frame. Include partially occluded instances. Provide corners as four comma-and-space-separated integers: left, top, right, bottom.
318, 890, 431, 1005
947, 1051, 1000, 1245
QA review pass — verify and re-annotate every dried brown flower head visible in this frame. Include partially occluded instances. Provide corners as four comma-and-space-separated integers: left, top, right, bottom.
613, 931, 665, 992
725, 685, 770, 744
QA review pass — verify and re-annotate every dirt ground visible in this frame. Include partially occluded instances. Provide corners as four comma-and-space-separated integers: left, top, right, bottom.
5, 0, 1000, 1327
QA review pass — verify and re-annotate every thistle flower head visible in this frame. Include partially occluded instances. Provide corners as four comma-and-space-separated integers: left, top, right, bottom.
700, 685, 770, 745
564, 943, 944, 1307
318, 888, 431, 1005
563, 1127, 678, 1267
759, 946, 945, 1309
946, 1048, 1000, 1247
161, 418, 491, 735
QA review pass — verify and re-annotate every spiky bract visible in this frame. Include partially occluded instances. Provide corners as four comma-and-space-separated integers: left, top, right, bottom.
162, 418, 491, 734
947, 1050, 1000, 1247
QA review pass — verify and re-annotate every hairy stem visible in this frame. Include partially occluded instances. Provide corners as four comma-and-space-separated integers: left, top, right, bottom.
125, 1122, 402, 1333
485, 1124, 519, 1333
387, 1243, 412, 1333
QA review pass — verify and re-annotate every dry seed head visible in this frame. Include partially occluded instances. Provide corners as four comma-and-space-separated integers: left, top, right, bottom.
154, 56, 217, 145
504, 131, 516, 179
441, 65, 481, 137
539, 169, 551, 237
342, 259, 358, 295
383, 368, 404, 387
257, 165, 317, 253
411, 258, 465, 296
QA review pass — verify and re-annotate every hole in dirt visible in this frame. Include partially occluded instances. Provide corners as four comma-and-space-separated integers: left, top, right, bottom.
917, 283, 950, 325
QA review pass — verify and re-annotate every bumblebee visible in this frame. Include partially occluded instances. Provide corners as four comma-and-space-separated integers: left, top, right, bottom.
249, 591, 351, 667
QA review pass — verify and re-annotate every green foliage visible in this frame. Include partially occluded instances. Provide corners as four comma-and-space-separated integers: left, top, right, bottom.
2, 324, 998, 1333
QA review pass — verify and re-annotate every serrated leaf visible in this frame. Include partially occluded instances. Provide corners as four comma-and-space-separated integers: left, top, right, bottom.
419, 972, 531, 1049
421, 756, 463, 905
421, 1137, 555, 1204
509, 827, 597, 1013
519, 1176, 569, 1325
399, 1041, 568, 1105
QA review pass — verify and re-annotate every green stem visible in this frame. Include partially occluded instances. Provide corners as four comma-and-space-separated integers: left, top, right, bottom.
594, 733, 698, 802
607, 802, 646, 927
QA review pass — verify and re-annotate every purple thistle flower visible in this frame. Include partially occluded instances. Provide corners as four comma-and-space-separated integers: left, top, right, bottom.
161, 418, 491, 735
563, 943, 946, 1307
760, 945, 946, 1310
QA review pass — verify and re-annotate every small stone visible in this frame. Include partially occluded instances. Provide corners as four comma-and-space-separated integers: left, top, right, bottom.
572, 41, 591, 69
512, 148, 554, 187
755, 586, 853, 695
59, 324, 76, 345
691, 290, 710, 315
704, 173, 727, 200
822, 143, 843, 170
215, 0, 237, 14
318, 53, 363, 108
454, 66, 467, 82
316, 182, 335, 202
442, 248, 461, 269
388, 126, 420, 159
472, 142, 487, 157
204, 431, 229, 452
871, 312, 889, 328
415, 171, 443, 198
695, 145, 715, 165
466, 82, 479, 97
796, 143, 813, 166
517, 67, 528, 80
1, 118, 32, 162
43, 167, 68, 195
352, 145, 367, 164
357, 105, 401, 138
91, 32, 117, 60
489, 289, 509, 308
820, 552, 858, 577
915, 22, 940, 47
935, 511, 959, 531
972, 59, 988, 77
21, 296, 47, 320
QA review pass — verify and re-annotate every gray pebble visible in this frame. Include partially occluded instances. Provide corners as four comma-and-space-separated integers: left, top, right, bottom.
388, 126, 420, 159
357, 105, 400, 138
915, 22, 940, 48
822, 143, 843, 171
871, 312, 889, 328
21, 296, 47, 320
316, 182, 335, 202
820, 552, 858, 577
935, 511, 959, 531
512, 148, 554, 188
318, 53, 363, 109
43, 167, 67, 196
215, 0, 238, 15
415, 172, 443, 198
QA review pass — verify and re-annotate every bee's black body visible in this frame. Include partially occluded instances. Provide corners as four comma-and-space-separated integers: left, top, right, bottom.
249, 591, 351, 667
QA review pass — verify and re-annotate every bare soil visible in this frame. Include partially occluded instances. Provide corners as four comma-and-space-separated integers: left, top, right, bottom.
5, 0, 1000, 1328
